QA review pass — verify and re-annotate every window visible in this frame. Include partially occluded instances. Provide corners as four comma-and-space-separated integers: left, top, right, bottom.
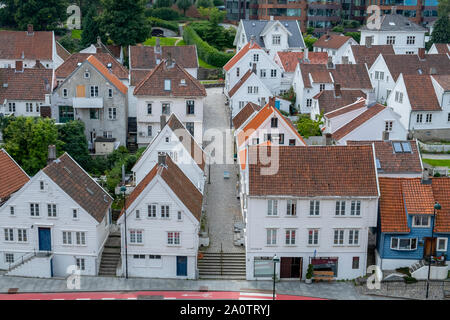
167, 232, 180, 245
84, 72, 90, 79
248, 86, 253, 94
135, 210, 140, 219
375, 71, 384, 80
286, 200, 296, 216
161, 205, 169, 218
47, 204, 57, 217
306, 99, 312, 107
335, 201, 346, 216
448, 113, 450, 122
278, 134, 284, 145
406, 36, 415, 45
9, 206, 14, 216
412, 215, 430, 227
239, 101, 245, 109
334, 229, 344, 245
310, 201, 320, 216
73, 209, 78, 219
266, 229, 277, 245
260, 69, 266, 78
4, 228, 14, 242
146, 103, 152, 115
76, 232, 86, 245
26, 103, 32, 112
148, 204, 157, 218
391, 237, 417, 250
30, 203, 39, 216
103, 131, 112, 138
271, 117, 278, 128
267, 199, 278, 216
164, 79, 171, 91
63, 231, 72, 245
393, 141, 412, 153
253, 54, 259, 62
385, 121, 393, 132
437, 238, 448, 251
108, 88, 113, 98
348, 229, 359, 245
186, 122, 194, 136
5, 253, 14, 264
8, 102, 16, 112
236, 68, 240, 77
254, 257, 274, 277
416, 114, 423, 123
352, 257, 360, 269
76, 258, 85, 271
90, 109, 99, 119
130, 229, 143, 244
147, 125, 152, 137
272, 35, 281, 45
17, 229, 27, 242
386, 36, 395, 44
252, 138, 259, 145
162, 103, 170, 115
108, 108, 117, 120
177, 211, 182, 221
186, 100, 195, 115
425, 113, 432, 123
308, 229, 319, 245
271, 69, 277, 78
350, 201, 361, 216
264, 133, 272, 142
90, 86, 99, 97
394, 91, 403, 103
319, 84, 325, 91
40, 181, 44, 190
285, 229, 296, 245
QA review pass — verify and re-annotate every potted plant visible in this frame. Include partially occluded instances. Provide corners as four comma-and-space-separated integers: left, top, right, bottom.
305, 264, 314, 284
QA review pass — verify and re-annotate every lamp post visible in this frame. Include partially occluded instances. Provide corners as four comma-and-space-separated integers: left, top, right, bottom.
120, 185, 128, 279
426, 201, 441, 299
272, 254, 280, 300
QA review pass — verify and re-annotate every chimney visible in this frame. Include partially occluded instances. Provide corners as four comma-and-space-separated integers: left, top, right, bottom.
252, 63, 257, 74
158, 154, 166, 166
47, 145, 56, 164
155, 38, 161, 54
327, 56, 334, 69
421, 168, 431, 184
97, 36, 102, 47
382, 131, 390, 141
334, 83, 341, 97
250, 35, 255, 46
365, 36, 372, 48
27, 24, 34, 36
304, 48, 309, 61
268, 96, 276, 107
15, 61, 23, 72
430, 67, 437, 75
325, 133, 333, 146
35, 60, 41, 68
418, 48, 425, 60
160, 114, 166, 130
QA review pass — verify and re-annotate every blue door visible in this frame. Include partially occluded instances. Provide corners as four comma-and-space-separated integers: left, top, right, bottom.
38, 228, 51, 251
176, 256, 187, 276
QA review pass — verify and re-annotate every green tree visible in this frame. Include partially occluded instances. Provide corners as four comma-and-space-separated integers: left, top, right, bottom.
14, 0, 70, 31
213, 0, 224, 5
176, 0, 192, 15
345, 31, 360, 43
99, 0, 151, 46
0, 0, 18, 28
438, 0, 450, 17
154, 0, 174, 8
3, 117, 62, 175
303, 34, 317, 51
81, 6, 101, 47
296, 113, 323, 139
431, 15, 450, 44
332, 25, 344, 33
196, 0, 214, 8
58, 121, 91, 170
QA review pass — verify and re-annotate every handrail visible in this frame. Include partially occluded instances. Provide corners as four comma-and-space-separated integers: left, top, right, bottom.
8, 249, 36, 271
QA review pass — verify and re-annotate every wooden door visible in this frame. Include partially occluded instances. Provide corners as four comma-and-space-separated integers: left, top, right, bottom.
424, 238, 437, 257
280, 257, 292, 278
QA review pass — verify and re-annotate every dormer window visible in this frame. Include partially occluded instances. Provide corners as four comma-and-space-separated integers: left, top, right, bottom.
253, 54, 259, 62
412, 216, 430, 227
164, 79, 171, 91
272, 35, 281, 45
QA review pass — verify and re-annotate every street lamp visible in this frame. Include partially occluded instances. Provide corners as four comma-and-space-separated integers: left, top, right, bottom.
426, 201, 441, 299
120, 185, 128, 279
272, 254, 280, 300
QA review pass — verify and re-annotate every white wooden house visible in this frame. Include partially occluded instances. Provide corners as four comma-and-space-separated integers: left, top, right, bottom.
313, 34, 357, 65
0, 151, 113, 278
118, 155, 202, 279
241, 145, 379, 280
132, 113, 206, 192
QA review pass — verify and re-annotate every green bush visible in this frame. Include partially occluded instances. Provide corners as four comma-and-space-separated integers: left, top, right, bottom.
306, 264, 314, 279
147, 7, 181, 20
404, 276, 418, 284
153, 0, 174, 8
183, 25, 233, 67
148, 17, 179, 33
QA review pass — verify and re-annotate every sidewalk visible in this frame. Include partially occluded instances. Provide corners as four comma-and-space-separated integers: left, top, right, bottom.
0, 275, 392, 300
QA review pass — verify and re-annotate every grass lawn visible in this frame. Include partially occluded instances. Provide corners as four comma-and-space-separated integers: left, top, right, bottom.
198, 58, 217, 69
71, 29, 82, 40
422, 158, 450, 167
176, 40, 186, 46
143, 37, 178, 46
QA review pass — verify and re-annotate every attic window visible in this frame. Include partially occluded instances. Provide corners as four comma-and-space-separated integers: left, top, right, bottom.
376, 158, 381, 170
84, 71, 90, 78
393, 142, 412, 153
180, 79, 186, 85
164, 79, 171, 91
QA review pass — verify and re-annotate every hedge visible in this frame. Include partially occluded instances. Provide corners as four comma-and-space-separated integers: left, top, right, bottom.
183, 25, 233, 68
148, 17, 179, 33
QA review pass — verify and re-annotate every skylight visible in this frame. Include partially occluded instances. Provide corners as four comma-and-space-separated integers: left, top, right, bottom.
393, 141, 412, 153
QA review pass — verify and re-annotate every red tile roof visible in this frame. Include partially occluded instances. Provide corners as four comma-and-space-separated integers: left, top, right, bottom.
248, 145, 378, 197
86, 55, 128, 95
378, 178, 410, 233
232, 102, 262, 129
347, 140, 423, 174
315, 91, 366, 115
0, 30, 53, 60
56, 52, 129, 80
276, 51, 328, 72
432, 178, 450, 233
432, 75, 450, 91
121, 156, 202, 221
350, 45, 394, 68
0, 67, 53, 101
134, 60, 206, 97
402, 179, 435, 215
130, 45, 198, 70
313, 34, 352, 49
300, 64, 333, 88
43, 153, 112, 223
0, 149, 29, 202
56, 41, 71, 61
332, 104, 386, 141
223, 41, 262, 72
403, 75, 441, 111
330, 64, 372, 89
431, 43, 450, 55
228, 69, 253, 98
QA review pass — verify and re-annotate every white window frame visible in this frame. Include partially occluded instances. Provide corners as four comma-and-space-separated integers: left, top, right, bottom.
17, 229, 27, 242
286, 199, 296, 216
161, 205, 170, 219
308, 229, 319, 246
266, 228, 277, 245
129, 229, 144, 244
390, 237, 418, 251
76, 258, 85, 271
385, 121, 393, 132
333, 229, 345, 245
30, 203, 40, 217
350, 200, 361, 216
309, 200, 320, 216
148, 204, 157, 218
5, 253, 14, 264
335, 201, 346, 216
108, 107, 117, 120
348, 229, 360, 245
62, 231, 72, 245
267, 199, 278, 216
437, 238, 448, 252
412, 215, 431, 228
285, 229, 296, 245
167, 231, 180, 245
4, 228, 14, 242
47, 203, 57, 218
75, 231, 86, 246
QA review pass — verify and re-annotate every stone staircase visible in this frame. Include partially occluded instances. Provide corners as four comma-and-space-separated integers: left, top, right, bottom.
198, 252, 246, 280
98, 232, 121, 276
409, 259, 426, 274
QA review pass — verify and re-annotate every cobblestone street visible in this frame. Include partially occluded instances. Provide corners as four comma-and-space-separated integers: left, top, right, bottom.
202, 87, 244, 253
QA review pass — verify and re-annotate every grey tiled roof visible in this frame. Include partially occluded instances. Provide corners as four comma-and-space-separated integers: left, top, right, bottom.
241, 20, 305, 49
361, 14, 427, 32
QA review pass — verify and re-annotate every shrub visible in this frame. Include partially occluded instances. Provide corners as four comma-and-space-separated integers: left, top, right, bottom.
196, 0, 213, 7
149, 7, 181, 20
153, 0, 174, 8
404, 276, 418, 284
183, 25, 233, 67
306, 264, 314, 279
148, 17, 179, 33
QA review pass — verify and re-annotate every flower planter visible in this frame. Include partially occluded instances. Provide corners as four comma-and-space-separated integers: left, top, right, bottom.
305, 278, 312, 284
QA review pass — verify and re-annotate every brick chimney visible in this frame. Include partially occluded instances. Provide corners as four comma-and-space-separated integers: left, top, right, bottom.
15, 61, 23, 73
268, 96, 276, 107
325, 133, 333, 146
47, 145, 56, 164
158, 153, 166, 166
418, 48, 425, 60
365, 36, 372, 48
160, 114, 166, 130
27, 24, 34, 36
334, 83, 341, 97
430, 67, 437, 75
